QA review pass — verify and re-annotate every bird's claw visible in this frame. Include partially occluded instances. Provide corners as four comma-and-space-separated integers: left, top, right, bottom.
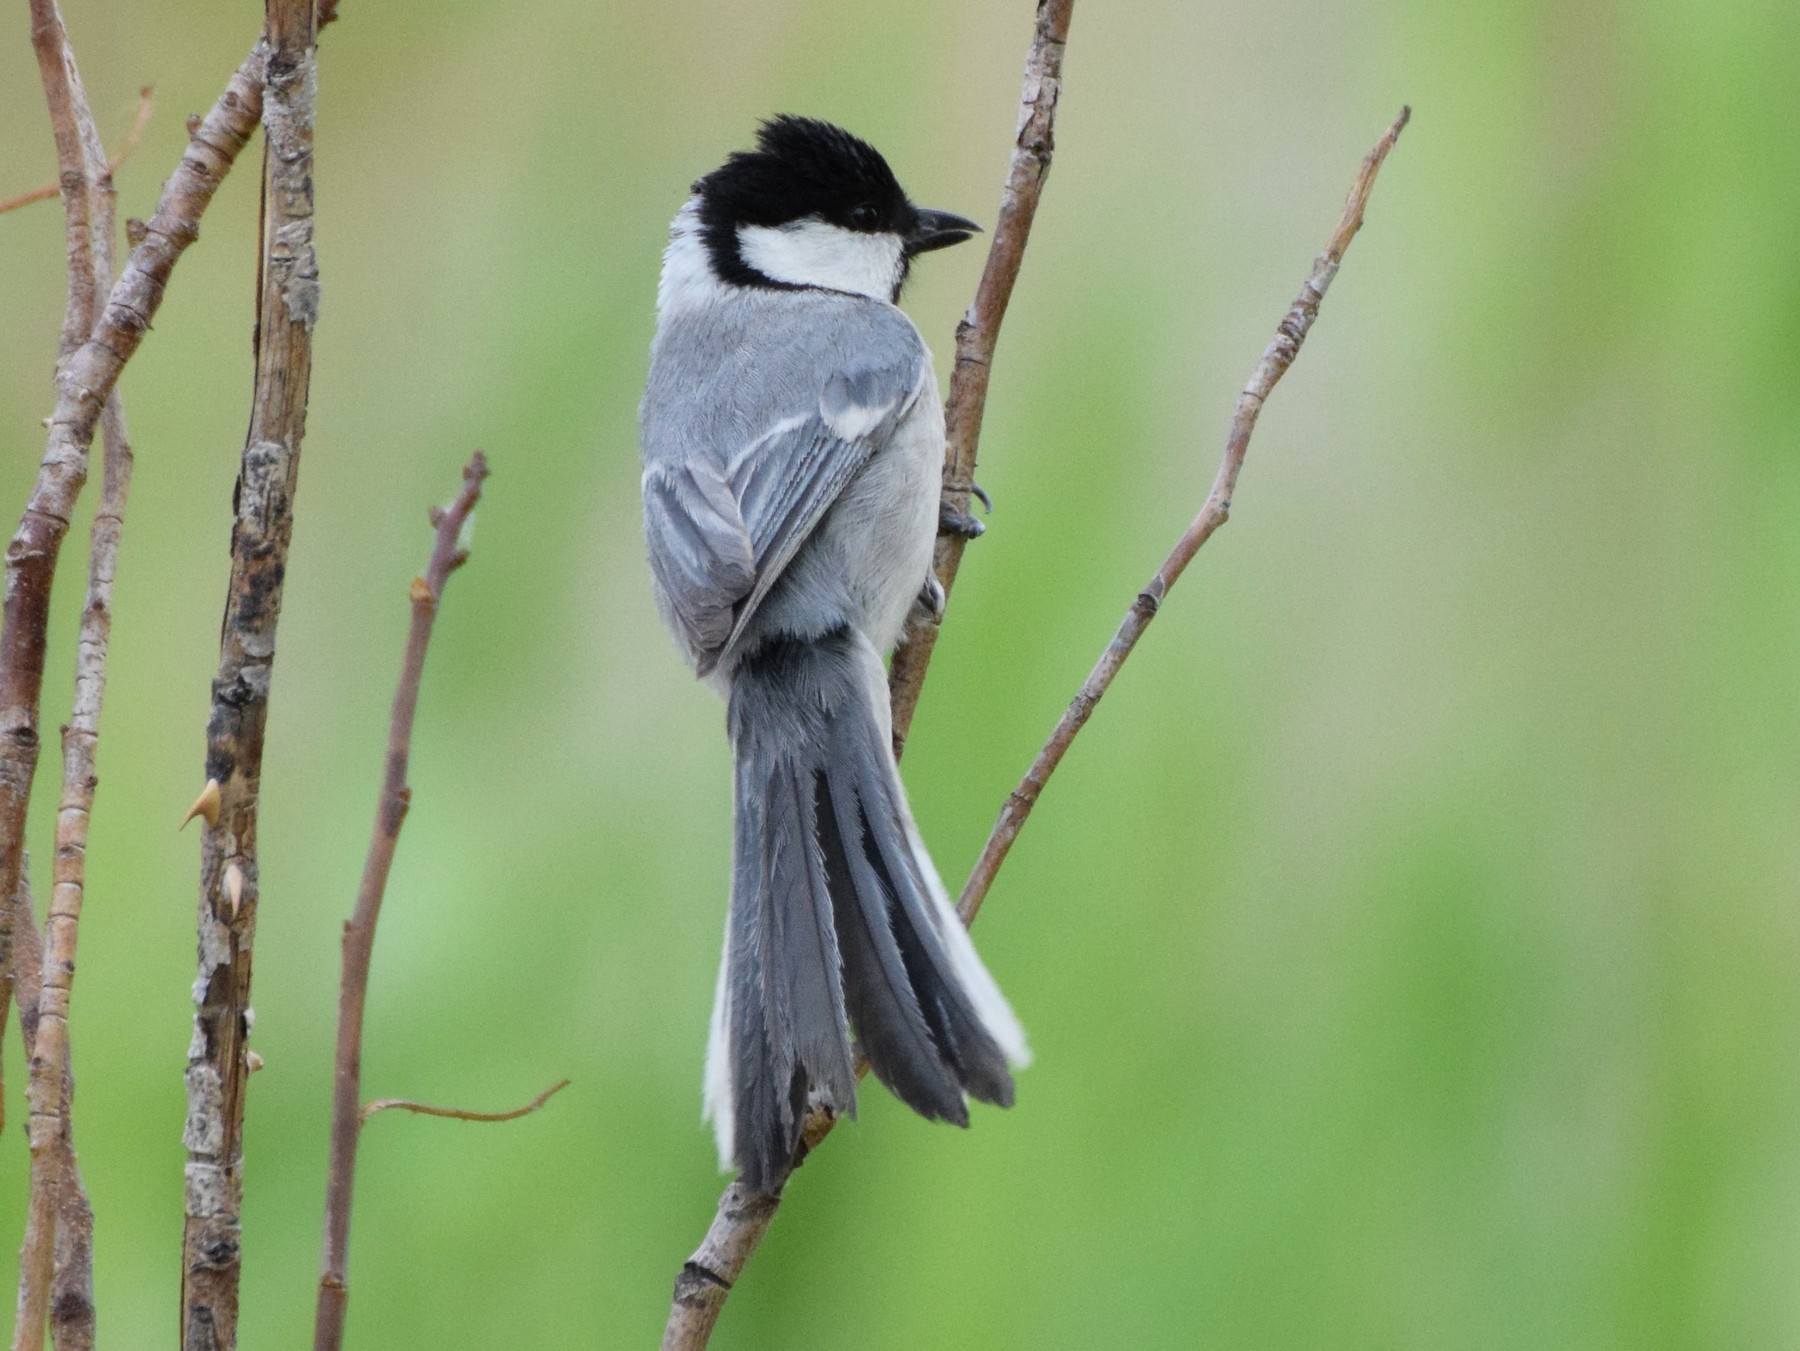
912, 575, 947, 626
939, 502, 985, 540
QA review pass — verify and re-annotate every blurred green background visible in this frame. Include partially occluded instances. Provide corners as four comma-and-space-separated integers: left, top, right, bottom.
2, 0, 1798, 1345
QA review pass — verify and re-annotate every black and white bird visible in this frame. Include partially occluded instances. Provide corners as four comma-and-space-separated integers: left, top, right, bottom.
640, 116, 1029, 1194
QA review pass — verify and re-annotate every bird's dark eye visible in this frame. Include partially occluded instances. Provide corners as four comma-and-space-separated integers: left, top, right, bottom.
848, 203, 879, 229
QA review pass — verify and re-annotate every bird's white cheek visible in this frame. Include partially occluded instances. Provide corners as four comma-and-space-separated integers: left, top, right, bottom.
737, 219, 902, 300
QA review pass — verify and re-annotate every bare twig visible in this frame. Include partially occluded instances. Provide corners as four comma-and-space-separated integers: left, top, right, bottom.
660, 6, 1076, 1348
8, 870, 95, 1351
960, 106, 1410, 924
360, 1078, 568, 1126
0, 86, 154, 218
12, 6, 139, 1344
886, 0, 1076, 757
180, 9, 316, 1346
0, 51, 263, 1170
312, 452, 490, 1351
17, 403, 134, 1351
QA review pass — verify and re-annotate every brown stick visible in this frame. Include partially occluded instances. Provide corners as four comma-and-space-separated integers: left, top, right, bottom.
959, 107, 1409, 924
7, 870, 95, 1351
660, 8, 1075, 1349
16, 399, 134, 1351
311, 452, 490, 1351
885, 0, 1076, 758
12, 6, 138, 1344
0, 51, 263, 1168
660, 102, 1410, 1351
0, 87, 153, 219
360, 1078, 567, 1126
180, 8, 315, 1347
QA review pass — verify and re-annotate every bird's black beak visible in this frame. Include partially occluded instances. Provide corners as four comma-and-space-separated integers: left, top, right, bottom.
905, 207, 982, 257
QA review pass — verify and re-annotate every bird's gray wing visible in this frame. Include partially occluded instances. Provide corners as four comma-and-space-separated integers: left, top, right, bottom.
644, 345, 925, 675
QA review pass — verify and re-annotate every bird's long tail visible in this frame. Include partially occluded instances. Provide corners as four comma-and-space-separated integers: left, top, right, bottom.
707, 626, 1028, 1193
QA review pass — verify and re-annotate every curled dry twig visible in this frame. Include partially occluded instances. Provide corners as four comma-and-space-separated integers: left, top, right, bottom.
361, 1079, 570, 1127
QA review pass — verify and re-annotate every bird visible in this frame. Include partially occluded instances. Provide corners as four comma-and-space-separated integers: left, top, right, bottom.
640, 116, 1029, 1194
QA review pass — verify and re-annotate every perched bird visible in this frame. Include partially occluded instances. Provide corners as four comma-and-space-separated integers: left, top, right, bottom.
640, 116, 1029, 1194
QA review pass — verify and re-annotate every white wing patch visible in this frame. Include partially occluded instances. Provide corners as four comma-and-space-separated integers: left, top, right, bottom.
738, 218, 904, 301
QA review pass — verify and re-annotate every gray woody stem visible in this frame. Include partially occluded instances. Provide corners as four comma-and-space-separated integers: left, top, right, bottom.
959, 106, 1411, 924
13, 2, 138, 1344
886, 0, 1074, 759
0, 21, 258, 1121
0, 45, 264, 1159
181, 5, 317, 1346
8, 870, 95, 1351
312, 453, 491, 1351
661, 4, 1076, 1349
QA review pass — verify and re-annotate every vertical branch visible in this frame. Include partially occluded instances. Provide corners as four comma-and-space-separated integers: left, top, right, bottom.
12, 9, 175, 1347
0, 51, 264, 1159
16, 403, 133, 1351
661, 8, 1076, 1350
311, 453, 489, 1351
886, 0, 1075, 757
180, 6, 317, 1347
8, 870, 95, 1351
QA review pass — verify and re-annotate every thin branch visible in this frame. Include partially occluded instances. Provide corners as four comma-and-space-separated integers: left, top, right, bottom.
660, 6, 1076, 1348
180, 8, 316, 1346
360, 1078, 568, 1127
12, 6, 137, 1344
312, 451, 490, 1351
960, 106, 1410, 924
0, 50, 263, 1173
886, 0, 1076, 758
7, 868, 94, 1351
0, 86, 154, 218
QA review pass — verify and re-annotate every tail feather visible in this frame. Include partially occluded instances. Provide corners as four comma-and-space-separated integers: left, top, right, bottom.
826, 707, 1015, 1109
713, 628, 1026, 1194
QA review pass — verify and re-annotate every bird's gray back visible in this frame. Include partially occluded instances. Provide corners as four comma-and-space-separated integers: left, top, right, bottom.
641, 288, 939, 675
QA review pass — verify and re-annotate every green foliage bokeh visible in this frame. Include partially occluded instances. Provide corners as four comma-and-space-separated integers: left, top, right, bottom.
1, 0, 1797, 1345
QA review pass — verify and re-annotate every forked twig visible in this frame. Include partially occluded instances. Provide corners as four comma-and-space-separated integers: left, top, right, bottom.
13, 5, 139, 1344
314, 454, 530, 1351
0, 54, 264, 1168
0, 86, 153, 218
361, 1079, 569, 1127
